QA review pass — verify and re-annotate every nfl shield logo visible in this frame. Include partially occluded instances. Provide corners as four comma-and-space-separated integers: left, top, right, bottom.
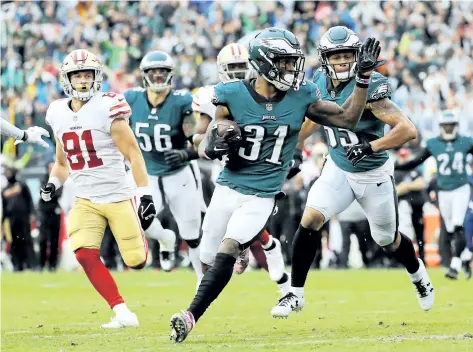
73, 116, 78, 123
265, 103, 273, 111
330, 91, 336, 98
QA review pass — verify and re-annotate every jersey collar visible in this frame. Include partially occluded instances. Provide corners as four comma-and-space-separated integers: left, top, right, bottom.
243, 79, 287, 104
326, 77, 351, 98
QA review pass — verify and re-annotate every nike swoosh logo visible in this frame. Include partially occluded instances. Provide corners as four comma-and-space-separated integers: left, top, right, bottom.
214, 147, 226, 151
371, 77, 382, 82
118, 97, 124, 102
377, 183, 383, 187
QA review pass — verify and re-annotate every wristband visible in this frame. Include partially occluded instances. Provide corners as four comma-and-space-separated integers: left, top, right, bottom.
136, 186, 151, 199
355, 72, 370, 88
48, 176, 63, 190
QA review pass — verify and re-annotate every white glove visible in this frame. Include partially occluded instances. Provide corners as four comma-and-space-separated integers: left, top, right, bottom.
14, 126, 50, 148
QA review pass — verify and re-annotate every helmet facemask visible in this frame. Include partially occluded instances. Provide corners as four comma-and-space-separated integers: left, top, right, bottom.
142, 67, 173, 93
62, 68, 102, 101
218, 62, 250, 81
319, 49, 358, 82
251, 50, 305, 91
439, 123, 458, 141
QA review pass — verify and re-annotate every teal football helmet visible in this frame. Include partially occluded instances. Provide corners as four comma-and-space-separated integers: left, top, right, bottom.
248, 27, 305, 91
317, 26, 362, 82
140, 51, 175, 92
439, 110, 459, 141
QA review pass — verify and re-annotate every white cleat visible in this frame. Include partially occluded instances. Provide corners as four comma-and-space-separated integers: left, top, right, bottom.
271, 292, 305, 318
233, 248, 250, 275
277, 274, 291, 297
100, 312, 139, 329
160, 251, 175, 272
411, 259, 435, 311
265, 238, 286, 282
170, 310, 195, 343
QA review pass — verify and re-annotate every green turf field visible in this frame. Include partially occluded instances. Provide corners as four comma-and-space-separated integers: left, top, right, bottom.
2, 269, 472, 351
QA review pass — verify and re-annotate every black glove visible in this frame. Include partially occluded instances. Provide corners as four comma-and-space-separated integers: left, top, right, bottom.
40, 183, 56, 202
138, 195, 157, 231
346, 140, 374, 166
357, 37, 385, 74
204, 126, 242, 160
287, 149, 303, 180
164, 148, 199, 167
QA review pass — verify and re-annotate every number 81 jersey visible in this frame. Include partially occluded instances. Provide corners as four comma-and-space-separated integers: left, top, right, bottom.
45, 92, 135, 203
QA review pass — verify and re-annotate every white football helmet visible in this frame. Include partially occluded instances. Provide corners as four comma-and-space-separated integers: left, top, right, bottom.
439, 110, 459, 141
317, 26, 362, 82
60, 49, 103, 101
217, 43, 250, 82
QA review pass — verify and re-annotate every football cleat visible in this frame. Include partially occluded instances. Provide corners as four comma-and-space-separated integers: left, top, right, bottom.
264, 238, 286, 282
463, 260, 472, 280
160, 251, 175, 272
233, 248, 250, 275
100, 312, 139, 329
445, 267, 459, 280
271, 292, 304, 318
170, 310, 195, 343
410, 259, 434, 311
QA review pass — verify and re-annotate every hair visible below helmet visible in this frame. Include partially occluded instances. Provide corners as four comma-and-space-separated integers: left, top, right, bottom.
60, 50, 103, 101
248, 27, 305, 91
140, 51, 175, 92
217, 43, 250, 82
317, 26, 362, 82
439, 110, 459, 141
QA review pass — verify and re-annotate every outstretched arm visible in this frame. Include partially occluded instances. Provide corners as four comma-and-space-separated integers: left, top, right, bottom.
395, 148, 431, 170
305, 88, 368, 129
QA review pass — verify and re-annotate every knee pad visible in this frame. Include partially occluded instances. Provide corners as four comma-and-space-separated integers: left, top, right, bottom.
123, 248, 147, 269
186, 238, 201, 249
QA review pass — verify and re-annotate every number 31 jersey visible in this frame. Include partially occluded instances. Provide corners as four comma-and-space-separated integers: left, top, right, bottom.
124, 87, 193, 176
46, 92, 135, 204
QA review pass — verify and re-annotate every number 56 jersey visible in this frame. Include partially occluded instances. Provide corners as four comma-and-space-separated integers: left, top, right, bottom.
45, 92, 135, 204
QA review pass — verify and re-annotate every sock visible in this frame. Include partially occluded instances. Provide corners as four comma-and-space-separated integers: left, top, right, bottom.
260, 230, 273, 249
75, 248, 124, 309
188, 253, 235, 322
113, 303, 130, 316
277, 272, 289, 285
291, 287, 305, 298
454, 226, 466, 257
291, 225, 321, 289
390, 233, 420, 274
408, 258, 424, 282
450, 256, 462, 271
188, 247, 204, 281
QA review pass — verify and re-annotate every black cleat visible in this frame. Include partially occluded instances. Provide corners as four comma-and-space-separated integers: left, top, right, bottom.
445, 267, 459, 280
463, 261, 472, 280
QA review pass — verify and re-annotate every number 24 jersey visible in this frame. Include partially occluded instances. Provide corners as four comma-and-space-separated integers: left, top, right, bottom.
45, 92, 135, 204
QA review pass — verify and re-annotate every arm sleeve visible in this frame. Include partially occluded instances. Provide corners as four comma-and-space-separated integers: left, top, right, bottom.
211, 83, 227, 107
1, 119, 25, 140
106, 93, 132, 133
395, 148, 432, 170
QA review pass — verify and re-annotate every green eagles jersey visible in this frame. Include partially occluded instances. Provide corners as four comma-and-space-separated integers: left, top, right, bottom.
425, 135, 473, 191
312, 69, 392, 172
124, 87, 193, 176
213, 79, 318, 197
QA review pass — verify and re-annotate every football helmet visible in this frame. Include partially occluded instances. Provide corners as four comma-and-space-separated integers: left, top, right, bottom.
439, 110, 459, 141
140, 51, 174, 92
248, 27, 305, 91
60, 49, 103, 101
318, 26, 362, 82
217, 43, 250, 82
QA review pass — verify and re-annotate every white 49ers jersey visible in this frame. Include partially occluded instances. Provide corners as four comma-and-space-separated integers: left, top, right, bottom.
46, 92, 135, 204
192, 85, 216, 120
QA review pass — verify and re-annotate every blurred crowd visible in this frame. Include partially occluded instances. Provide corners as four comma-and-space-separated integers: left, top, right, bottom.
1, 1, 473, 271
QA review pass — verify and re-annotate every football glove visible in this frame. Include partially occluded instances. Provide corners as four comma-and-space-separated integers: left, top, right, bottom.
14, 126, 50, 148
138, 195, 157, 231
204, 126, 242, 160
357, 37, 385, 74
287, 149, 303, 180
40, 182, 56, 202
346, 140, 374, 166
163, 149, 198, 167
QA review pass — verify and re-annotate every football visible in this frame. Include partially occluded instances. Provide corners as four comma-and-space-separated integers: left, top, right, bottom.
214, 119, 241, 138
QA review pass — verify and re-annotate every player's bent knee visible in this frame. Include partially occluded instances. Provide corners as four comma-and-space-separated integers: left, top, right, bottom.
380, 232, 401, 253
301, 207, 325, 231
123, 249, 147, 269
186, 238, 201, 249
